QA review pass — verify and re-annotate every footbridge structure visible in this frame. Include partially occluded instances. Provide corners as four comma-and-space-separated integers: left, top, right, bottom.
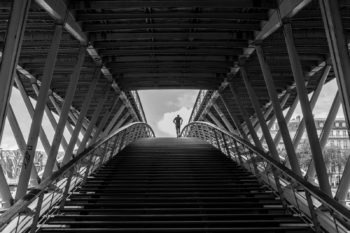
0, 0, 349, 232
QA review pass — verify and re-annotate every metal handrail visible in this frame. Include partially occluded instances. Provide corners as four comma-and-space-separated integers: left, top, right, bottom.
181, 121, 350, 232
0, 122, 154, 232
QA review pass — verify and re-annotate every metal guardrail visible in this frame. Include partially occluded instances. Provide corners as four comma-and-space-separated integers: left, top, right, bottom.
0, 122, 154, 233
181, 121, 350, 233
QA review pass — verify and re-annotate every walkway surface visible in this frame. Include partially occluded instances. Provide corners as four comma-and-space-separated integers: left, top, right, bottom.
39, 138, 313, 232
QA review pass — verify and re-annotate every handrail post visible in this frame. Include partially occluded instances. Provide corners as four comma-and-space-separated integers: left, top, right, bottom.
233, 140, 244, 165
214, 130, 222, 151
222, 133, 230, 157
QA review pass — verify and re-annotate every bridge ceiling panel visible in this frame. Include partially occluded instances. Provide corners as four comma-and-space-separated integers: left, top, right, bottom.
0, 0, 348, 126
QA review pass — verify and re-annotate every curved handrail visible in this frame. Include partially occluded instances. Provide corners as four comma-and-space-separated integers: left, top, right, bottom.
181, 121, 350, 230
0, 122, 154, 231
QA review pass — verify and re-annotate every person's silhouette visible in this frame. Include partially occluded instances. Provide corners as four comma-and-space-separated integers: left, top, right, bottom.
173, 115, 183, 137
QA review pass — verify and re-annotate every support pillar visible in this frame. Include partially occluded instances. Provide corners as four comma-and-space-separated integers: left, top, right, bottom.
283, 23, 332, 196
228, 83, 263, 150
240, 66, 281, 163
292, 66, 331, 150
77, 92, 110, 154
256, 44, 302, 176
41, 46, 86, 180
61, 71, 102, 165
213, 104, 235, 132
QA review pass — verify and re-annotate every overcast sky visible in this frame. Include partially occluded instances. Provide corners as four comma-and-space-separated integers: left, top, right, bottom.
0, 78, 343, 149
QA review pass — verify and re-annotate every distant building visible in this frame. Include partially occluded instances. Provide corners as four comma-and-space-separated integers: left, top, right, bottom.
270, 117, 349, 191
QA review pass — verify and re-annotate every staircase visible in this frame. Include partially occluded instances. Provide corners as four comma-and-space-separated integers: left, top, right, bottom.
39, 138, 313, 232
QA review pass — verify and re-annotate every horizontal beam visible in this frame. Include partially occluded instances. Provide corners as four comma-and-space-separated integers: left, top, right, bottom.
98, 48, 243, 56
83, 23, 261, 32
93, 41, 248, 48
72, 0, 276, 9
89, 32, 254, 41
78, 12, 268, 21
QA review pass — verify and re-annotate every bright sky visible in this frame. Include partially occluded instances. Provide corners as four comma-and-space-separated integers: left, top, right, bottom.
139, 90, 199, 137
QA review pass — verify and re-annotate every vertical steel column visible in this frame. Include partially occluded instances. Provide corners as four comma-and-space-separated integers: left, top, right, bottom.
255, 44, 302, 176
240, 66, 282, 163
274, 96, 299, 145
307, 91, 341, 180
15, 23, 63, 200
292, 66, 331, 150
283, 23, 332, 196
213, 104, 235, 132
89, 97, 119, 146
218, 93, 247, 139
0, 0, 30, 143
32, 83, 68, 151
228, 83, 263, 150
41, 47, 86, 180
7, 105, 39, 185
103, 105, 126, 137
207, 111, 226, 130
77, 93, 110, 154
61, 72, 102, 165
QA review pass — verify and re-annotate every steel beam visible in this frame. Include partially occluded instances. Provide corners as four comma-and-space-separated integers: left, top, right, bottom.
319, 0, 350, 202
241, 66, 282, 163
213, 104, 235, 132
42, 47, 86, 180
274, 96, 299, 146
260, 93, 290, 142
228, 83, 263, 150
77, 92, 110, 154
103, 105, 126, 137
283, 23, 332, 196
48, 95, 79, 145
218, 93, 248, 140
7, 104, 39, 187
32, 83, 68, 152
307, 91, 341, 180
111, 113, 131, 133
61, 71, 101, 165
14, 75, 53, 161
0, 0, 30, 145
207, 111, 226, 130
89, 97, 120, 146
255, 45, 301, 175
292, 66, 331, 150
